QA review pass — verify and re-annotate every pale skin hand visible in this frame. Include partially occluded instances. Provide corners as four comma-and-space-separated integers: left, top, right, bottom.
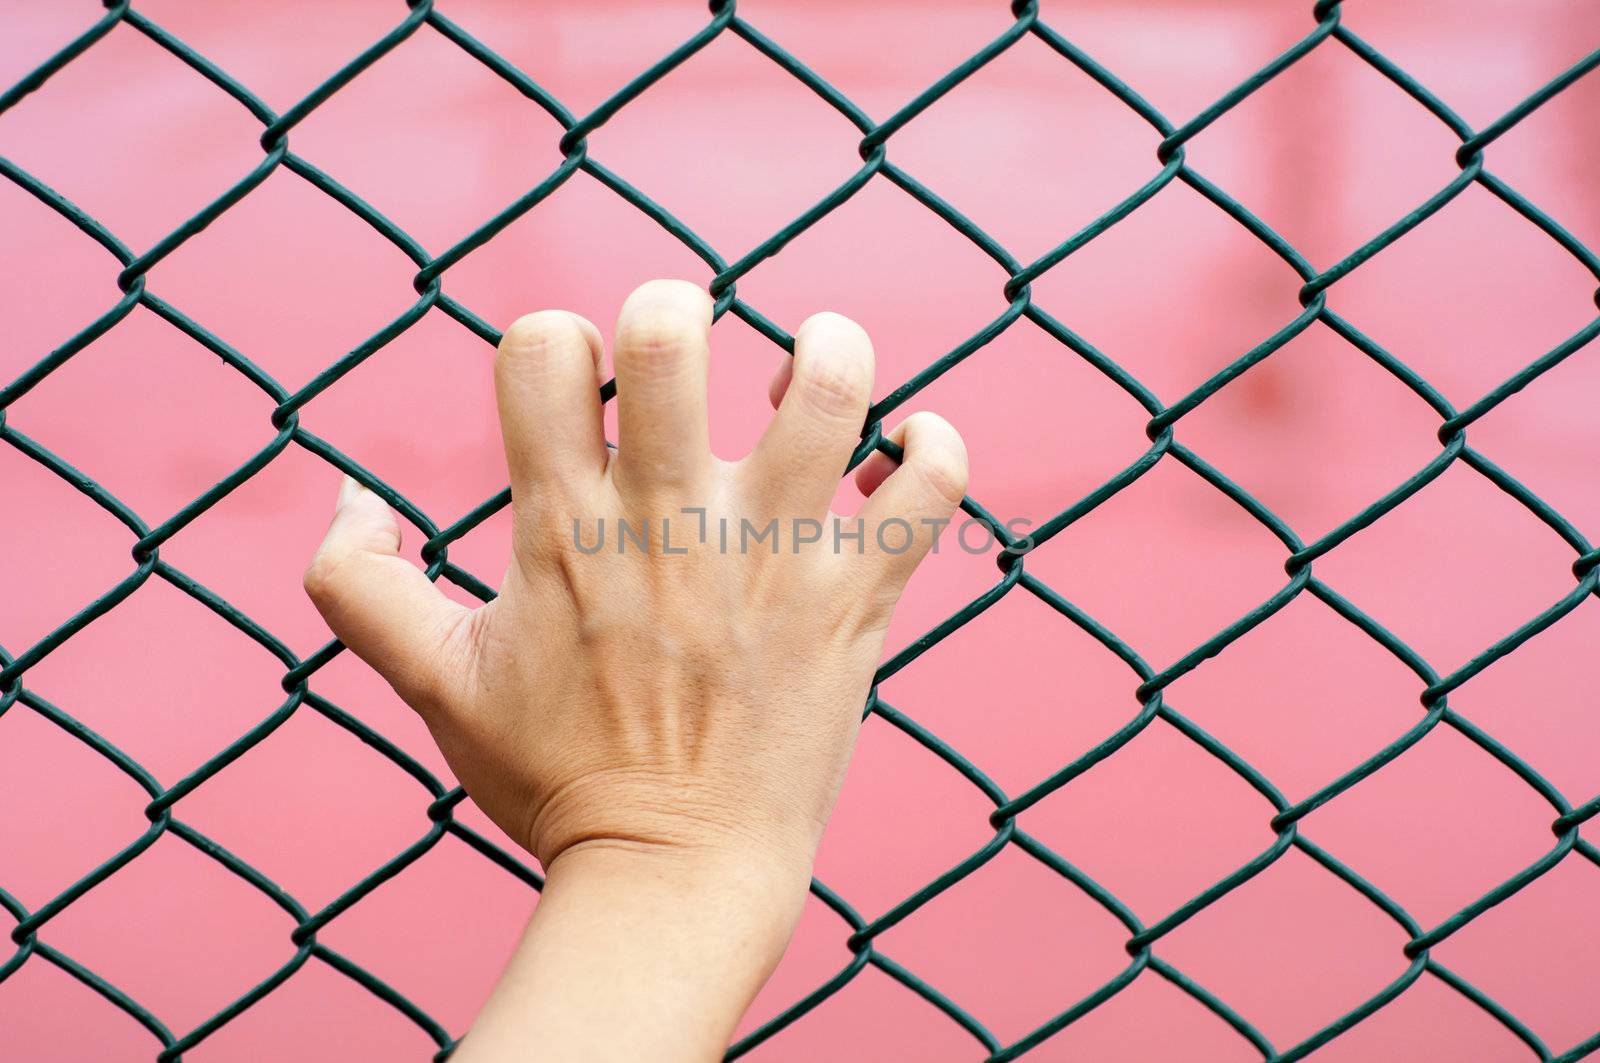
303, 279, 967, 1061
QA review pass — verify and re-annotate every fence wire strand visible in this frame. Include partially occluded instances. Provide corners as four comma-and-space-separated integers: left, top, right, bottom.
2, 0, 1599, 1059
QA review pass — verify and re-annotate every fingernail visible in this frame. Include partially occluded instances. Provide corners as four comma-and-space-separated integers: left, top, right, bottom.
337, 474, 363, 508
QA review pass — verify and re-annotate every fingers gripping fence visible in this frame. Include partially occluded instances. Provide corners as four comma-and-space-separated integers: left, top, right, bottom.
2, 0, 1599, 1057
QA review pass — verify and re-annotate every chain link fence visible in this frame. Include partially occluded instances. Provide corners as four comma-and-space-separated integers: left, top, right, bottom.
3, 0, 1599, 1059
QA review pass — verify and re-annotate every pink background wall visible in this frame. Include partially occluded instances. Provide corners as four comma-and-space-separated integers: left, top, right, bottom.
3, 0, 1599, 1059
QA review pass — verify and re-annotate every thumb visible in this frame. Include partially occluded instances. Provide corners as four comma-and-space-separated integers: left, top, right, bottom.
303, 476, 471, 713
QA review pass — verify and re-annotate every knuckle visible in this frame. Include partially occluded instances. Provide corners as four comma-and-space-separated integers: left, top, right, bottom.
616, 280, 711, 373
794, 354, 870, 419
615, 315, 702, 372
301, 548, 348, 606
516, 502, 582, 554
497, 311, 588, 369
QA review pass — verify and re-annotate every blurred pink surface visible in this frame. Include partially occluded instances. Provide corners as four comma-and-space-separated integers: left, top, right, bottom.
3, 0, 1599, 1059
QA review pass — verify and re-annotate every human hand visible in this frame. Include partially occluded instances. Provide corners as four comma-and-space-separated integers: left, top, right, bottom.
302, 279, 966, 1059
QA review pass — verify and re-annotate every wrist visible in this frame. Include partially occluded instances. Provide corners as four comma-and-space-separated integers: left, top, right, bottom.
527, 766, 830, 881
542, 837, 811, 964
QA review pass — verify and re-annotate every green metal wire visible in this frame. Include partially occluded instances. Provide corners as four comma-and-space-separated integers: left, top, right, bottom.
1, 0, 1598, 1058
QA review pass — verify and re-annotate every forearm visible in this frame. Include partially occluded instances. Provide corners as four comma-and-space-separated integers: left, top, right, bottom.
451, 844, 809, 1063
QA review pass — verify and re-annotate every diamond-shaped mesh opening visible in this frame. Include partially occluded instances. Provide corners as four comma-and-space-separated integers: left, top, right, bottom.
1184, 32, 1465, 267
1175, 317, 1447, 543
38, 832, 296, 1035
869, 844, 1135, 1046
174, 707, 439, 907
1154, 845, 1415, 1052
3, 0, 1598, 1058
148, 166, 425, 392
885, 30, 1157, 262
5, 305, 271, 518
1020, 720, 1276, 920
1022, 455, 1293, 665
0, 948, 161, 1060
17, 577, 286, 781
1161, 592, 1420, 804
587, 30, 868, 254
1328, 180, 1600, 406
817, 711, 1003, 915
1303, 724, 1565, 928
0, 703, 154, 909
0, 20, 263, 248
1313, 459, 1581, 668
287, 25, 570, 251
876, 584, 1139, 796
1027, 177, 1308, 403
0, 175, 122, 378
314, 835, 536, 1036
1431, 855, 1600, 1056
0, 441, 136, 652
